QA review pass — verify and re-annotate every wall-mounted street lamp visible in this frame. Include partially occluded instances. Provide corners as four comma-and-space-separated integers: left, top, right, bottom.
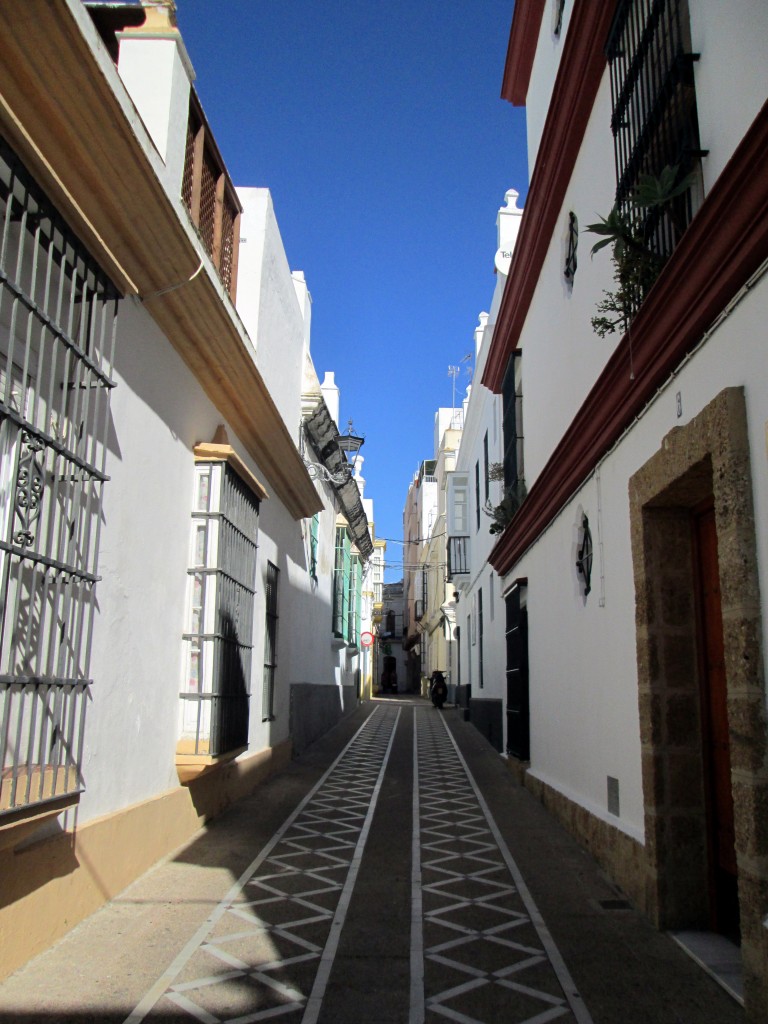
336, 420, 365, 469
303, 417, 365, 486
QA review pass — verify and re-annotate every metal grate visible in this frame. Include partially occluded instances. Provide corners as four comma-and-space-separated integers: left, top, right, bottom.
606, 0, 704, 264
198, 148, 217, 256
0, 136, 119, 816
181, 108, 199, 214
181, 462, 260, 756
501, 352, 523, 493
218, 193, 236, 293
447, 536, 469, 578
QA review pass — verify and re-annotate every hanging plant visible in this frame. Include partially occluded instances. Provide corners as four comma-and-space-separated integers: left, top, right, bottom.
484, 478, 527, 535
586, 166, 696, 337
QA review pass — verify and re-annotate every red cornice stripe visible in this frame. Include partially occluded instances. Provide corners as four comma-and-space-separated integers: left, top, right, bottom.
490, 101, 768, 577
484, 2, 616, 393
501, 0, 545, 105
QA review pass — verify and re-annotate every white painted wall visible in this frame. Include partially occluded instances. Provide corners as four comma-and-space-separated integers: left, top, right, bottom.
512, 271, 768, 842
690, 1, 768, 191
448, 188, 524, 739
87, 293, 307, 823
524, 1, 573, 171
498, 0, 768, 842
519, 75, 618, 488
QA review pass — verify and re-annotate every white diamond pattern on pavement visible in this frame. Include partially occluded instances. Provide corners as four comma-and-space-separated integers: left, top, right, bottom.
415, 710, 593, 1024
125, 706, 399, 1024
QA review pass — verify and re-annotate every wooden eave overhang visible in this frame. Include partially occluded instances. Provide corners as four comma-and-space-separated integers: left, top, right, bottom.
304, 401, 373, 560
484, 2, 616, 393
490, 100, 768, 578
500, 0, 545, 106
0, 0, 321, 520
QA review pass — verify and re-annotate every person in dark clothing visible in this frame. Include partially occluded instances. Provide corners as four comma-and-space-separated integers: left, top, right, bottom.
430, 670, 447, 709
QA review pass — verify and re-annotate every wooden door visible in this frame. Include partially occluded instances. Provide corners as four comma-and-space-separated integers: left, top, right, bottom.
694, 505, 740, 939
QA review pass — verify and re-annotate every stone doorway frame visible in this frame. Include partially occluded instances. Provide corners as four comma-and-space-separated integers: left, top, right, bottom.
629, 386, 767, 1012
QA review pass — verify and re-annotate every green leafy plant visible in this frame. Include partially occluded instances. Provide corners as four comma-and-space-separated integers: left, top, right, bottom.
484, 478, 527, 535
586, 166, 696, 337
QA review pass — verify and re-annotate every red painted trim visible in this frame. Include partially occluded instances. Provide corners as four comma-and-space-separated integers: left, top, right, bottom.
484, 3, 616, 393
490, 101, 768, 577
501, 0, 545, 105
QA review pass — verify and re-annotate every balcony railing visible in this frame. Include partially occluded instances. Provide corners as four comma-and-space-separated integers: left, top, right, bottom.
181, 92, 242, 302
447, 536, 470, 579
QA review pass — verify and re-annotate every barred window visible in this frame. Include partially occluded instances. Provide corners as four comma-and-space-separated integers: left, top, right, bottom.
606, 0, 705, 262
502, 353, 524, 493
332, 526, 351, 639
475, 460, 481, 532
372, 550, 383, 605
180, 458, 260, 755
0, 137, 119, 818
331, 527, 363, 645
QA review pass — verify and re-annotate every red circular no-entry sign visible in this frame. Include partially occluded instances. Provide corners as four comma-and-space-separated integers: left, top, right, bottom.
360, 632, 374, 648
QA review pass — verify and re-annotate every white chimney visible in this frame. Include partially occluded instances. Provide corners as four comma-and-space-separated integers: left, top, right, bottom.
475, 311, 489, 358
494, 189, 523, 278
320, 371, 340, 425
116, 3, 195, 195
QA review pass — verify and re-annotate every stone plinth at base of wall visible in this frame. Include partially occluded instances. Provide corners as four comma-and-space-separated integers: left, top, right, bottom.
0, 738, 292, 983
518, 767, 648, 914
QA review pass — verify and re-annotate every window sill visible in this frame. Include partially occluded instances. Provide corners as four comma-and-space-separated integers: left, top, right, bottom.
0, 790, 81, 852
175, 744, 247, 785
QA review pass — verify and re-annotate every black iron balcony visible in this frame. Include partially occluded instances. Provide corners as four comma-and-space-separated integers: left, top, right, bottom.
447, 536, 470, 579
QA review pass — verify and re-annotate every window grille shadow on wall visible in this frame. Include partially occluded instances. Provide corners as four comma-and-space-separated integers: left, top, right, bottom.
181, 460, 260, 757
0, 137, 119, 818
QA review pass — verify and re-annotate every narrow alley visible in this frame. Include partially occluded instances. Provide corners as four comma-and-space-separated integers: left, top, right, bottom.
0, 698, 744, 1024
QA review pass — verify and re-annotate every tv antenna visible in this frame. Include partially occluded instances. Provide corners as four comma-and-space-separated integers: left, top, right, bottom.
448, 365, 459, 410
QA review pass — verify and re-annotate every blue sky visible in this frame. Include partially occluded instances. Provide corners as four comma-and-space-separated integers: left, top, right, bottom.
175, 1, 528, 579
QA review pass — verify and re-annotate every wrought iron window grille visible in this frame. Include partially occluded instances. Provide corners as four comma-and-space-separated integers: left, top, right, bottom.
0, 136, 119, 819
501, 352, 524, 496
447, 536, 470, 579
181, 459, 260, 755
606, 0, 706, 270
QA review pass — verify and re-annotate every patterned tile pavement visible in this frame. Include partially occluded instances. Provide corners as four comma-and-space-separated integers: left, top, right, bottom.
125, 706, 400, 1024
413, 709, 592, 1024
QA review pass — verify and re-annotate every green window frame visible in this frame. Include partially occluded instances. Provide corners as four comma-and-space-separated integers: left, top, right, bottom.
332, 526, 351, 639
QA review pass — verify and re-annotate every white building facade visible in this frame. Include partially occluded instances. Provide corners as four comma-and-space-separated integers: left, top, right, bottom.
484, 3, 768, 1018
0, 0, 371, 978
447, 190, 523, 747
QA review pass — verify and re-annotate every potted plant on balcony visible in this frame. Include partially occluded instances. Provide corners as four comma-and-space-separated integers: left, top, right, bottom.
586, 165, 696, 337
